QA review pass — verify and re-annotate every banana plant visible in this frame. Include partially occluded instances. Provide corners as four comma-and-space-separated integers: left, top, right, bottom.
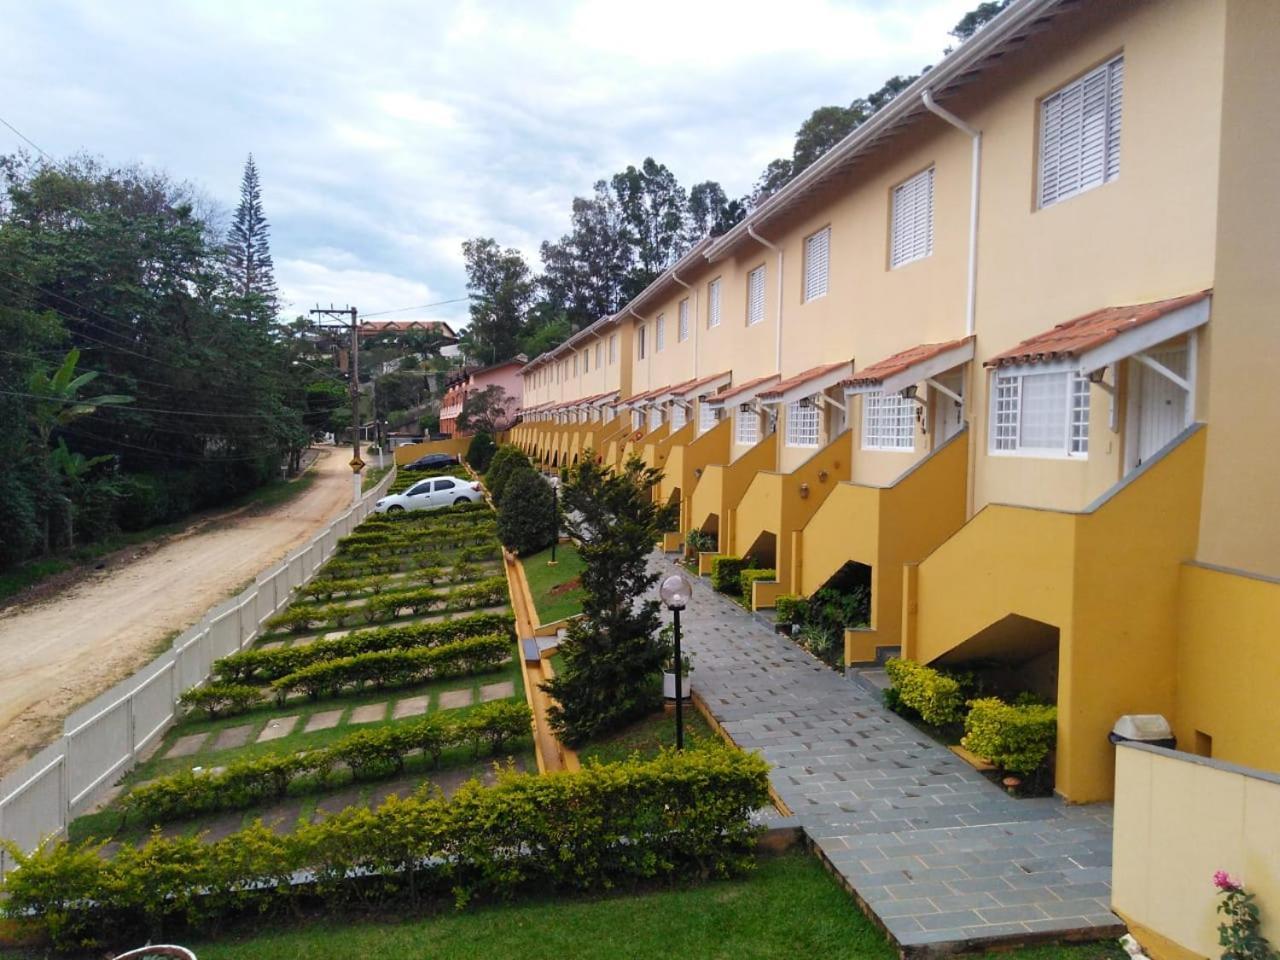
27, 347, 133, 448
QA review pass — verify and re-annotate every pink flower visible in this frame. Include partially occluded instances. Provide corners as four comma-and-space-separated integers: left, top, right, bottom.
1214, 870, 1241, 892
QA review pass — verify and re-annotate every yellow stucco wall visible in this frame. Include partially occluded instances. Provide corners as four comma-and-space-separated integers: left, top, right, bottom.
392, 435, 471, 465
688, 432, 777, 540
1112, 745, 1280, 960
1174, 563, 1280, 774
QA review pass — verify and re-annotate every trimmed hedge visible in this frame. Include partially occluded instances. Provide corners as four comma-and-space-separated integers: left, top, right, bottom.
264, 575, 509, 634
774, 594, 806, 626
739, 568, 776, 607
270, 633, 510, 701
317, 543, 500, 580
123, 700, 533, 825
884, 657, 966, 727
709, 555, 750, 595
5, 748, 767, 950
214, 611, 515, 684
962, 697, 1058, 775
178, 684, 261, 720
335, 525, 497, 559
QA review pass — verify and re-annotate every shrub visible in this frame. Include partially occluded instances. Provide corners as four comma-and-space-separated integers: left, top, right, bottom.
684, 528, 716, 557
7, 747, 767, 951
178, 684, 262, 720
961, 697, 1057, 775
709, 555, 750, 595
497, 468, 557, 556
466, 432, 497, 473
774, 595, 806, 626
884, 657, 966, 727
739, 568, 776, 607
485, 445, 532, 504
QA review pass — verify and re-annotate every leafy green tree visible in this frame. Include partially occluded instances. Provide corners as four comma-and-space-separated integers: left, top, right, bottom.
611, 158, 688, 296
950, 0, 1011, 41
465, 431, 497, 473
461, 238, 534, 364
457, 385, 512, 435
496, 466, 556, 556
485, 444, 532, 505
685, 180, 746, 242
543, 455, 678, 745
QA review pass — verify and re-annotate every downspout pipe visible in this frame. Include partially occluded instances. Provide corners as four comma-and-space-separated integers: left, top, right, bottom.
671, 268, 696, 377
747, 225, 784, 375
921, 89, 980, 337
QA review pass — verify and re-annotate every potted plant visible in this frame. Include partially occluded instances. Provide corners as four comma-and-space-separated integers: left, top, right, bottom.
663, 653, 693, 701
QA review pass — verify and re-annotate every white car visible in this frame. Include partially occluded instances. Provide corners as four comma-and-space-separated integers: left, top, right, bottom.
374, 475, 484, 514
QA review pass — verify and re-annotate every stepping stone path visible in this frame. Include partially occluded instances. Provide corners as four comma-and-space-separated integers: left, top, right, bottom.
393, 695, 430, 719
258, 640, 287, 650
165, 732, 208, 759
646, 552, 1122, 956
212, 724, 253, 751
437, 688, 474, 710
349, 702, 388, 724
480, 680, 515, 702
304, 709, 343, 733
257, 716, 299, 742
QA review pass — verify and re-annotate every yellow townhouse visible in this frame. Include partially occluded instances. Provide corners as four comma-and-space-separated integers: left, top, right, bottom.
515, 0, 1280, 807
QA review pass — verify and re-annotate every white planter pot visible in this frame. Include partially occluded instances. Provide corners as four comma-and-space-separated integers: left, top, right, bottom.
663, 672, 692, 700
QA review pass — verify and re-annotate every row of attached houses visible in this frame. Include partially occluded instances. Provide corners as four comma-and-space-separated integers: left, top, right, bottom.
511, 0, 1280, 805
439, 355, 527, 437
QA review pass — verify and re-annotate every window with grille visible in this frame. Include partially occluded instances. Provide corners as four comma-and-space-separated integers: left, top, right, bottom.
804, 227, 830, 301
678, 298, 690, 341
746, 266, 766, 325
698, 402, 719, 434
648, 406, 662, 431
583, 350, 589, 374
632, 409, 643, 430
671, 404, 687, 431
735, 408, 759, 445
708, 278, 722, 328
861, 390, 916, 451
656, 315, 665, 351
609, 335, 617, 364
595, 343, 602, 368
786, 401, 820, 448
890, 167, 934, 268
990, 369, 1090, 457
1039, 55, 1124, 208
637, 326, 647, 360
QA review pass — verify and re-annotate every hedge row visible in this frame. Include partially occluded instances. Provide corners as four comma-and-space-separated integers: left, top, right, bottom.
335, 525, 497, 559
3, 748, 767, 950
739, 568, 775, 606
884, 657, 966, 726
317, 543, 501, 580
124, 700, 533, 825
215, 611, 515, 684
265, 576, 509, 633
710, 555, 752, 595
270, 633, 510, 701
773, 594, 806, 625
300, 562, 497, 603
178, 684, 260, 720
962, 697, 1058, 775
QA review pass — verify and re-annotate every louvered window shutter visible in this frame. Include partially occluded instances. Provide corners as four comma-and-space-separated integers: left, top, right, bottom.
1039, 55, 1124, 207
804, 227, 830, 301
747, 267, 766, 325
890, 167, 934, 268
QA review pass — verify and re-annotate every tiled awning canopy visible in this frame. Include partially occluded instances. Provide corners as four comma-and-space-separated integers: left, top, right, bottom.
706, 374, 780, 409
757, 361, 853, 407
985, 290, 1212, 374
843, 338, 974, 395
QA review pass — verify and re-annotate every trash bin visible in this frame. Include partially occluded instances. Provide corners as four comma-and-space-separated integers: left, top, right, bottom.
1109, 714, 1176, 749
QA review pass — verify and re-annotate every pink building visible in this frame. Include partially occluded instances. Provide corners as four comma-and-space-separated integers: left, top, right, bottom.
439, 355, 526, 437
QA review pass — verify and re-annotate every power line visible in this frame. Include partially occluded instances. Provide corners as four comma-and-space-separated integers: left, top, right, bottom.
0, 114, 51, 160
360, 297, 468, 318
0, 388, 291, 421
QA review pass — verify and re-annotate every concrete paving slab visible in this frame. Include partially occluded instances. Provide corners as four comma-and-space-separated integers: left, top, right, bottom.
303, 708, 343, 733
256, 715, 299, 742
349, 702, 388, 724
480, 680, 515, 702
438, 688, 474, 710
392, 695, 430, 719
164, 732, 208, 759
211, 724, 253, 751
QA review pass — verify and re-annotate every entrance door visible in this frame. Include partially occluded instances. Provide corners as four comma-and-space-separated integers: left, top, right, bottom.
1131, 343, 1189, 466
931, 371, 965, 442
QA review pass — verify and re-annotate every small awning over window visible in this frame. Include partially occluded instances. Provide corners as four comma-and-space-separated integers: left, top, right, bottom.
756, 361, 852, 407
622, 386, 669, 410
664, 370, 732, 405
706, 374, 780, 410
842, 337, 974, 395
985, 290, 1211, 374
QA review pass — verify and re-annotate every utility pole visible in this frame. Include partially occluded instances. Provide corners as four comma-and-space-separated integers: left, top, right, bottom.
311, 304, 364, 505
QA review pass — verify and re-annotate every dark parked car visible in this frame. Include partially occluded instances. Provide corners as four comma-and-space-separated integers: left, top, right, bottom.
405, 452, 461, 471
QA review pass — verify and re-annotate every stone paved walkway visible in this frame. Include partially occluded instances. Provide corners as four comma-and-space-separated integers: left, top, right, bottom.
649, 554, 1123, 956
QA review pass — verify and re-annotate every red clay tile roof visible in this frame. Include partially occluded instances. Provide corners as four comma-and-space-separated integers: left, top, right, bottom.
985, 291, 1212, 368
843, 338, 973, 388
757, 361, 851, 399
708, 374, 780, 405
624, 385, 671, 406
673, 370, 732, 397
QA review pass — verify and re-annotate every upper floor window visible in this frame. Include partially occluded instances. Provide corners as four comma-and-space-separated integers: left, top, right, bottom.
656, 314, 666, 351
990, 369, 1090, 457
803, 227, 830, 301
698, 401, 718, 434
637, 325, 647, 360
861, 390, 915, 451
572, 355, 578, 376
595, 342, 602, 368
609, 333, 617, 364
678, 298, 690, 341
583, 349, 589, 374
735, 408, 759, 445
746, 265, 766, 325
786, 400, 820, 448
648, 406, 662, 431
708, 278, 722, 328
890, 167, 934, 268
1039, 55, 1124, 208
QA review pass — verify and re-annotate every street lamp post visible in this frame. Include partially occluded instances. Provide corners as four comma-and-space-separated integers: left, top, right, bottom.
659, 573, 694, 751
550, 479, 558, 564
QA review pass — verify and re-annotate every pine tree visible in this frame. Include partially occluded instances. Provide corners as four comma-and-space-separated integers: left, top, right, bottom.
225, 154, 279, 329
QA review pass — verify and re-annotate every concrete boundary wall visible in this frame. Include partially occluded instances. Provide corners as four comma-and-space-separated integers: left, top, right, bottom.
0, 470, 395, 876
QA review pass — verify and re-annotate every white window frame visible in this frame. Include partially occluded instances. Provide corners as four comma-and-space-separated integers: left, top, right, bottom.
861, 390, 916, 451
632, 409, 643, 430
1038, 55, 1124, 209
735, 408, 759, 445
583, 349, 589, 374
670, 403, 687, 431
988, 366, 1091, 459
890, 167, 935, 269
785, 400, 820, 449
648, 406, 662, 431
609, 334, 617, 364
698, 401, 718, 434
803, 226, 831, 301
678, 298, 690, 342
637, 325, 647, 360
707, 278, 722, 328
656, 314, 665, 351
746, 265, 766, 326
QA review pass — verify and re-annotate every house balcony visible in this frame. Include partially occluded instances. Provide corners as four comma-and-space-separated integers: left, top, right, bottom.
901, 424, 1206, 802
730, 430, 851, 609
795, 428, 969, 661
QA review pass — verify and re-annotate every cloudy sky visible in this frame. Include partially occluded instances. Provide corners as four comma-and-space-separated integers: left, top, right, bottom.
3, 0, 977, 330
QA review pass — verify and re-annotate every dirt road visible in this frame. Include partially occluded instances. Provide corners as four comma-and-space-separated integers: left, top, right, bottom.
0, 447, 360, 778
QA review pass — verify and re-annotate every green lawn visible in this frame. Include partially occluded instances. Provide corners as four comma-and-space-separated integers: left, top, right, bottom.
362, 464, 393, 491
522, 542, 586, 624
172, 853, 1126, 960
577, 707, 718, 765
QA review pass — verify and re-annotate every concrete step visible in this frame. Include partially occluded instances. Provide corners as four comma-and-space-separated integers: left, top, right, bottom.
848, 666, 890, 695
